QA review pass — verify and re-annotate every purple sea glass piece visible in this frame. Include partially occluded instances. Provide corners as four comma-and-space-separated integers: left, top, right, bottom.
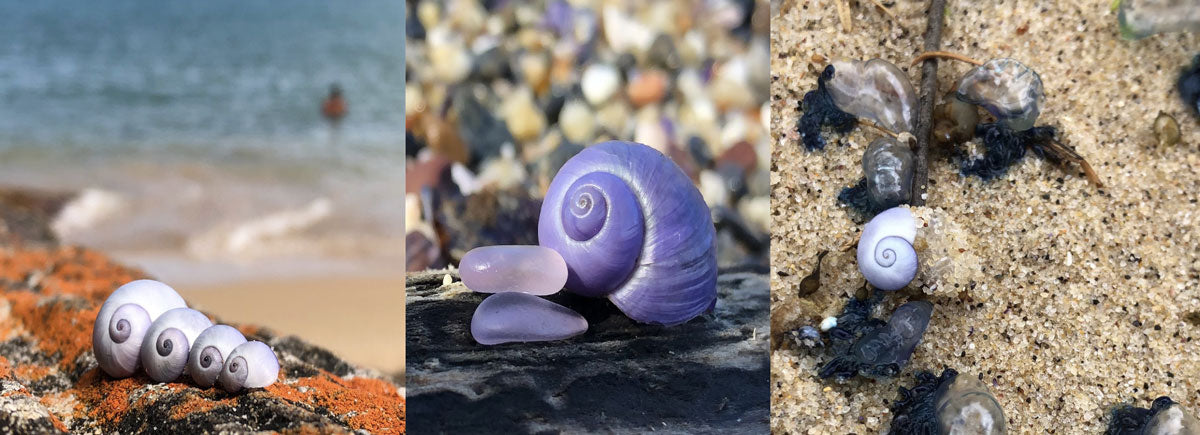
471, 292, 588, 345
460, 246, 568, 296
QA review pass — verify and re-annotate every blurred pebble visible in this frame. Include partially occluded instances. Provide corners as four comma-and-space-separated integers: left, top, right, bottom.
582, 63, 621, 106
407, 231, 445, 272
406, 154, 453, 195
470, 46, 512, 82
502, 87, 546, 143
628, 70, 669, 108
699, 170, 730, 207
559, 99, 595, 143
453, 87, 516, 170
717, 141, 758, 173
648, 34, 682, 72
687, 136, 715, 169
438, 188, 542, 262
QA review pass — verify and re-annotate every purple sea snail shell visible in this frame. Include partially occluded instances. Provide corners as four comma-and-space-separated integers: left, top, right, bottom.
140, 307, 213, 383
857, 207, 918, 291
538, 141, 717, 326
188, 324, 247, 388
92, 280, 188, 378
218, 340, 280, 392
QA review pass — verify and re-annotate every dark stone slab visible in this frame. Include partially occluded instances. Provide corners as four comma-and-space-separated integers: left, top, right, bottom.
406, 269, 770, 434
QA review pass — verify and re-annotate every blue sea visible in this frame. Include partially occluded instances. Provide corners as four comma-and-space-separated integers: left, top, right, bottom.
0, 1, 405, 283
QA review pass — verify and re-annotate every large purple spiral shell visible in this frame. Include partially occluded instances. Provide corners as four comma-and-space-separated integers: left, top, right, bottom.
538, 141, 717, 326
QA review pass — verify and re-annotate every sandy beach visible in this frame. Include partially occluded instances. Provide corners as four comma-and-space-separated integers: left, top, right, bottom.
181, 274, 406, 376
771, 0, 1199, 432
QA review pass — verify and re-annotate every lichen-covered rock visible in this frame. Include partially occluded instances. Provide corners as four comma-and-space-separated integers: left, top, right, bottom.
0, 244, 405, 433
406, 269, 769, 433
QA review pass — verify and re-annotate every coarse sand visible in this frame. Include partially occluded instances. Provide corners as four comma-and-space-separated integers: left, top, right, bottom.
770, 0, 1199, 432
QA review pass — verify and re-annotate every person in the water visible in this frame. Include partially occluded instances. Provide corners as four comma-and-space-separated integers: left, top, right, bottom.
322, 84, 347, 122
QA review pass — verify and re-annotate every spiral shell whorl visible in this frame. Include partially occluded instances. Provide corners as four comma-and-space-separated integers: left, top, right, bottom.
140, 307, 213, 382
539, 141, 717, 325
858, 207, 918, 291
92, 280, 187, 378
188, 325, 248, 387
218, 341, 280, 392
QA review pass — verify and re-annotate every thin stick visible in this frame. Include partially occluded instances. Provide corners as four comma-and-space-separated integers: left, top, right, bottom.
869, 0, 903, 28
1049, 139, 1105, 187
910, 0, 948, 207
910, 51, 984, 66
858, 119, 899, 139
836, 0, 853, 33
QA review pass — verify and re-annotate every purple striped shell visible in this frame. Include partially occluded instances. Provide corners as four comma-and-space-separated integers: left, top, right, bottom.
538, 141, 717, 326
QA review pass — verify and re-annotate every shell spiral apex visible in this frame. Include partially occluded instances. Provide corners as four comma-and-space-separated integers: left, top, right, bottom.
538, 140, 717, 326
857, 207, 918, 291
93, 280, 187, 378
188, 325, 248, 387
140, 307, 213, 383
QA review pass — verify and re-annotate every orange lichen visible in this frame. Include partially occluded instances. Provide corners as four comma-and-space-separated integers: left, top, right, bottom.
268, 371, 405, 434
14, 363, 52, 382
7, 290, 99, 366
71, 369, 144, 423
0, 355, 13, 379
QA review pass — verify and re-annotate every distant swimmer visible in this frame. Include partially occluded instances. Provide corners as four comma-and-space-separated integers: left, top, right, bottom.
322, 84, 347, 122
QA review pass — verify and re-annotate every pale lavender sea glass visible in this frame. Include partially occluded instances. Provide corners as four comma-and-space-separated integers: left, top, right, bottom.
471, 292, 588, 345
460, 245, 568, 295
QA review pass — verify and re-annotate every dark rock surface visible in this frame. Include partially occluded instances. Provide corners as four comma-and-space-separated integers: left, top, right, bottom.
405, 269, 770, 434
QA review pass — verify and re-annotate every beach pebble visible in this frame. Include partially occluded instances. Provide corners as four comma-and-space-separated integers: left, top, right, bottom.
634, 114, 670, 153
407, 231, 444, 272
717, 141, 758, 173
471, 292, 587, 345
648, 34, 682, 72
519, 52, 550, 94
559, 99, 596, 143
452, 87, 516, 169
470, 46, 512, 82
502, 88, 546, 143
627, 70, 669, 107
699, 170, 730, 207
687, 136, 715, 169
460, 245, 567, 295
582, 63, 621, 106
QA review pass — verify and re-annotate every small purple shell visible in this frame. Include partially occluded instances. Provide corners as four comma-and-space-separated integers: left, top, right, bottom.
538, 141, 718, 326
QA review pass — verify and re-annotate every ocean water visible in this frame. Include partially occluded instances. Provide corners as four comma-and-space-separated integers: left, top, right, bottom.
0, 1, 405, 284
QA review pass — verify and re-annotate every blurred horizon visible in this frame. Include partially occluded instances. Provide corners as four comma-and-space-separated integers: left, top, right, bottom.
0, 0, 406, 285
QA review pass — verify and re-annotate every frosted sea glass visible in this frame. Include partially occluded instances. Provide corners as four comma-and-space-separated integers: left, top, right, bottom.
471, 292, 588, 345
460, 245, 568, 295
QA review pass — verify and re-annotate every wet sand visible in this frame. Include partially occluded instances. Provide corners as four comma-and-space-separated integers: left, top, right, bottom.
771, 0, 1200, 432
181, 275, 406, 376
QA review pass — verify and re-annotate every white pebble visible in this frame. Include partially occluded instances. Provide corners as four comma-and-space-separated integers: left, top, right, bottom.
581, 63, 621, 106
820, 317, 838, 331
